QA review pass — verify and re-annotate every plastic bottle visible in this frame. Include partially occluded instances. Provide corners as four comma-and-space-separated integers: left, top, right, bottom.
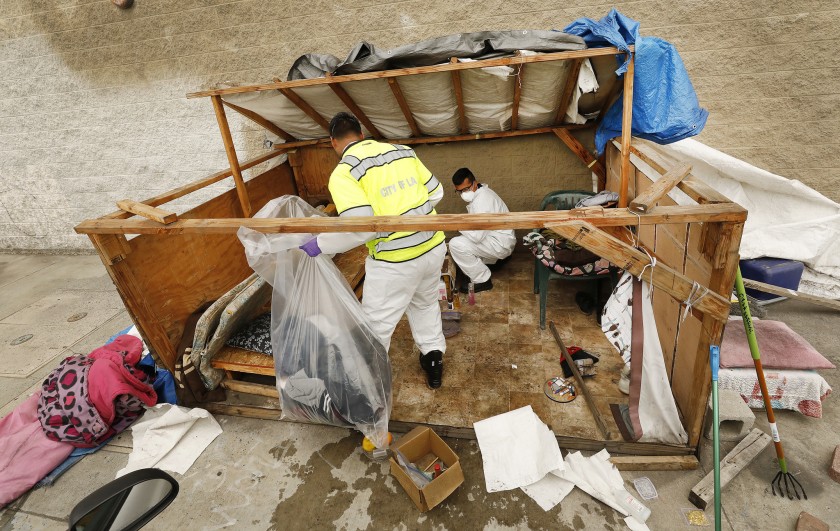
611, 488, 651, 522
468, 282, 475, 305
433, 463, 442, 479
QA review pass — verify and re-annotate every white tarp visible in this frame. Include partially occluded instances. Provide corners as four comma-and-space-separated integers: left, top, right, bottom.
631, 138, 840, 298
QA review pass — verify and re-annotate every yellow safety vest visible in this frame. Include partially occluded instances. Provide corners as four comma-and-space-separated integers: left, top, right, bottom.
328, 140, 445, 263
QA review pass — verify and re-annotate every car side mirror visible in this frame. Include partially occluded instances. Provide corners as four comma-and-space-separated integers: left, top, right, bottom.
68, 468, 179, 531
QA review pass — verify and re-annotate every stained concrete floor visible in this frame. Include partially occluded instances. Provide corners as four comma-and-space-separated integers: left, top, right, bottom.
0, 253, 838, 531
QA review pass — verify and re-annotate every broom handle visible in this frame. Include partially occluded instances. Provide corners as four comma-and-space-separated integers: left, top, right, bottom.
735, 267, 788, 473
710, 345, 721, 531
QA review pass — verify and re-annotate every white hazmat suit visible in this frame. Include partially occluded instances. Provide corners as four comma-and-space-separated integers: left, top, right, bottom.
449, 185, 517, 284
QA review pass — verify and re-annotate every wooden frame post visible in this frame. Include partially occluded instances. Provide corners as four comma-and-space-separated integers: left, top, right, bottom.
619, 52, 635, 207
328, 81, 383, 139
554, 129, 606, 186
554, 58, 583, 125
511, 61, 524, 130
450, 58, 468, 134
210, 95, 252, 217
387, 78, 421, 137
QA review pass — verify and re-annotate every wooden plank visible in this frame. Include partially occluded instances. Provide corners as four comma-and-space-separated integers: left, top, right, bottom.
328, 82, 382, 139
222, 379, 279, 398
89, 233, 131, 265
204, 402, 283, 421
76, 203, 748, 236
554, 129, 606, 185
116, 199, 178, 225
279, 88, 330, 132
554, 58, 582, 125
450, 58, 468, 134
629, 162, 692, 213
549, 221, 731, 322
103, 150, 285, 220
187, 47, 632, 99
619, 53, 635, 208
627, 142, 731, 205
689, 428, 772, 509
609, 455, 699, 471
510, 61, 525, 130
267, 124, 588, 153
222, 100, 294, 141
742, 278, 840, 311
549, 321, 613, 440
387, 78, 421, 137
211, 95, 252, 217
212, 347, 274, 376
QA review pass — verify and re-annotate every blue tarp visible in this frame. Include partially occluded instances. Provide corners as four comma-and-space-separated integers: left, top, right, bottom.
564, 9, 708, 154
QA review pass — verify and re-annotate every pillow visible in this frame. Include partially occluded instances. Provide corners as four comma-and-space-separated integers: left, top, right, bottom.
721, 320, 835, 370
225, 313, 272, 355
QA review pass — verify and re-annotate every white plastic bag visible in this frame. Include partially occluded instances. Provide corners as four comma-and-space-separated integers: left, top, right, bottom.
238, 196, 392, 448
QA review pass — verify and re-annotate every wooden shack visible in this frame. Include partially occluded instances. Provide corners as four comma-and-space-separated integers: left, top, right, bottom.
75, 44, 746, 458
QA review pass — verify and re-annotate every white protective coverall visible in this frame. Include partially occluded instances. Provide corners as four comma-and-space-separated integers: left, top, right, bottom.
316, 140, 446, 355
449, 185, 517, 283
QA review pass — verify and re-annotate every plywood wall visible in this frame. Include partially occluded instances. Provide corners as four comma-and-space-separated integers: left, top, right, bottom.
605, 142, 741, 447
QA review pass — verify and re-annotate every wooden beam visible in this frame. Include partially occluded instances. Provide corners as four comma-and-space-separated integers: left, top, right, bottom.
450, 58, 468, 134
619, 53, 635, 207
624, 142, 731, 206
554, 58, 583, 125
609, 455, 699, 471
187, 46, 632, 99
279, 88, 330, 132
511, 62, 525, 130
549, 220, 731, 322
222, 100, 294, 141
75, 203, 749, 236
629, 162, 692, 213
742, 278, 840, 311
222, 379, 279, 398
550, 321, 613, 440
554, 129, 606, 184
689, 428, 772, 509
328, 82, 382, 139
210, 95, 252, 217
272, 124, 589, 152
103, 150, 284, 220
387, 78, 421, 137
116, 199, 178, 225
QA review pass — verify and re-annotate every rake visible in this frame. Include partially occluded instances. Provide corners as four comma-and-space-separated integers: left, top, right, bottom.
734, 267, 807, 500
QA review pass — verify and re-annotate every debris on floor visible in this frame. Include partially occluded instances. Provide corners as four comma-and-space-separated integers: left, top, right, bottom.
117, 403, 222, 477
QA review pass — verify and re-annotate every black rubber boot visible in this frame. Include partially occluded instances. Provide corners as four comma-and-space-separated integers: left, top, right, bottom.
419, 350, 443, 389
472, 279, 493, 293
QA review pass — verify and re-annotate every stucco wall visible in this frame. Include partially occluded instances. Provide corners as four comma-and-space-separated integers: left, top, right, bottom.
1, 1, 838, 251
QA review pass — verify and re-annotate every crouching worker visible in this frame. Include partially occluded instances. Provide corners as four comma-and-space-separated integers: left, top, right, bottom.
449, 168, 516, 293
298, 112, 447, 389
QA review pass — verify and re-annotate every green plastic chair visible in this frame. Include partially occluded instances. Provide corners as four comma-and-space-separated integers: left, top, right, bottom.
532, 190, 618, 329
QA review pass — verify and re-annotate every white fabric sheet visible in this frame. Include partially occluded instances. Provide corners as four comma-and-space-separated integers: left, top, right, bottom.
117, 404, 222, 478
631, 138, 840, 288
473, 406, 564, 493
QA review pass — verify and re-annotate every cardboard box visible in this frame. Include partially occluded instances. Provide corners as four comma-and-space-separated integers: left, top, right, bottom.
389, 427, 464, 512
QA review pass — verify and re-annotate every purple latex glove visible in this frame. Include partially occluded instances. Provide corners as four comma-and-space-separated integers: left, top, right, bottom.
299, 237, 322, 257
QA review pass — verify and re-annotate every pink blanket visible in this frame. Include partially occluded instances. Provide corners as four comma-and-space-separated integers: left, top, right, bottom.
0, 393, 73, 508
721, 320, 835, 370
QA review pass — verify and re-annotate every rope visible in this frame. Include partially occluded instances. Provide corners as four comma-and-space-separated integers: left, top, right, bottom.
681, 281, 710, 324
637, 247, 656, 299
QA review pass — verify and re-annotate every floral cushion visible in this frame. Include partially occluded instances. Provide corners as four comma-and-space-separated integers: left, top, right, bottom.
524, 231, 612, 276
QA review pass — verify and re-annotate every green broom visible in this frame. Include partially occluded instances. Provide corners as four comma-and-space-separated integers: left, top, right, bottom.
734, 267, 807, 499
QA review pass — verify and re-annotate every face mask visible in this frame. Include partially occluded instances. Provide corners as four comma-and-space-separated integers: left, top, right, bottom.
460, 190, 476, 202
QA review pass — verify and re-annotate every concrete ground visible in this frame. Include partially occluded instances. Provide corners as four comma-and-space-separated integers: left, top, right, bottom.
0, 254, 837, 531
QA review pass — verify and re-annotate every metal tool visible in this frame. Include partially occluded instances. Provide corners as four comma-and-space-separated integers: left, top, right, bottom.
734, 267, 807, 500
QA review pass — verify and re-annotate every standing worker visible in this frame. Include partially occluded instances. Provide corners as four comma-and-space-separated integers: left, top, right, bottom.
449, 168, 516, 293
299, 113, 447, 389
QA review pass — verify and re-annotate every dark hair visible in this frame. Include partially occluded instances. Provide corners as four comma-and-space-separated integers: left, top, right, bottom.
329, 112, 362, 139
451, 167, 474, 186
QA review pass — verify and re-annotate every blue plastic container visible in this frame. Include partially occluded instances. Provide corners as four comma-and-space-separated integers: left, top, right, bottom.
739, 258, 804, 301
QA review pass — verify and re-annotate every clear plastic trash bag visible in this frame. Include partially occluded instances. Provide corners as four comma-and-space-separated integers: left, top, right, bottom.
238, 196, 392, 448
